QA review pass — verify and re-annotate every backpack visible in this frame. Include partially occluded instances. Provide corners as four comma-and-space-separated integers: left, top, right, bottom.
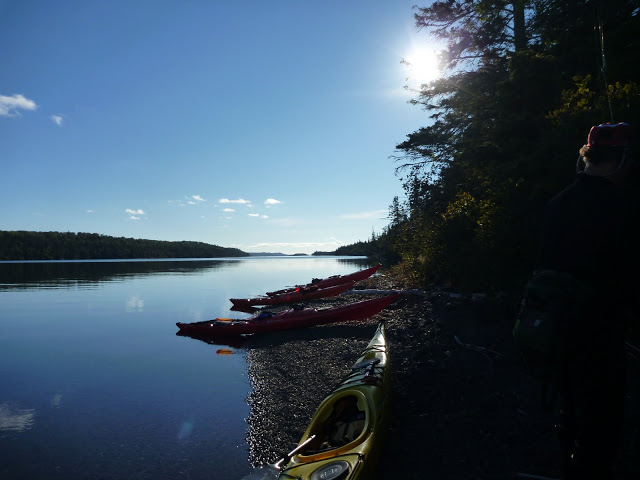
513, 269, 593, 408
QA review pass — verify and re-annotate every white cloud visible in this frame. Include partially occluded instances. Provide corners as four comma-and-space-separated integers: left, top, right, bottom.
338, 209, 387, 220
0, 93, 37, 117
125, 208, 146, 220
219, 198, 251, 204
185, 194, 206, 205
223, 208, 235, 213
51, 114, 64, 126
86, 209, 94, 214
264, 198, 281, 206
248, 213, 260, 217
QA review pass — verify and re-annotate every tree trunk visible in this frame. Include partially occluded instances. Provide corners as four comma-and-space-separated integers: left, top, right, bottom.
513, 0, 526, 51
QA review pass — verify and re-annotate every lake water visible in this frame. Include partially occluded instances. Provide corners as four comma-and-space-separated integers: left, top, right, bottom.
0, 256, 372, 480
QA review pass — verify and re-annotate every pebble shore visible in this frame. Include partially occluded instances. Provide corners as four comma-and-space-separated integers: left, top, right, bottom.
242, 272, 639, 479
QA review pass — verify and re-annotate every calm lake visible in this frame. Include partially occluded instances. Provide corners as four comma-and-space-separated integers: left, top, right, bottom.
0, 256, 372, 480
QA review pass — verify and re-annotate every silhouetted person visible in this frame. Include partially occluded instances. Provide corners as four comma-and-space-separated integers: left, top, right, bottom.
540, 122, 638, 479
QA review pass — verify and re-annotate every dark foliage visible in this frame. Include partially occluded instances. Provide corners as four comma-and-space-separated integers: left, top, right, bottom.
0, 230, 249, 260
363, 0, 640, 294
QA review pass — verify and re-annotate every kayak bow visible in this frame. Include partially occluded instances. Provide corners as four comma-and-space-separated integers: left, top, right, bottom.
177, 294, 398, 336
266, 264, 381, 297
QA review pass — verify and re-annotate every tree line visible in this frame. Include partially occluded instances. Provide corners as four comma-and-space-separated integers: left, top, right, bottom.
0, 231, 249, 260
360, 0, 639, 295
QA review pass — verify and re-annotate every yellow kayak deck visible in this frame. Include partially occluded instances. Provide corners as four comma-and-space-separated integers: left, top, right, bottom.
279, 322, 390, 480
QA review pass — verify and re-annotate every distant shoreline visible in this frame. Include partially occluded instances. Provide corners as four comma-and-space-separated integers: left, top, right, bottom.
0, 255, 369, 264
0, 230, 360, 261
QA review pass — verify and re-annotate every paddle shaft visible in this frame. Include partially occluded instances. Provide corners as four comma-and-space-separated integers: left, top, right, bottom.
272, 434, 317, 469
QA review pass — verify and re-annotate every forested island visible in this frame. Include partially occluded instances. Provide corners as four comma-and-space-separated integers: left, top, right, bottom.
312, 232, 398, 263
0, 231, 249, 261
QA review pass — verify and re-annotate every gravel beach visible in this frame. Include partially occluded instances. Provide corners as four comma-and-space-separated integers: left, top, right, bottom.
242, 272, 639, 479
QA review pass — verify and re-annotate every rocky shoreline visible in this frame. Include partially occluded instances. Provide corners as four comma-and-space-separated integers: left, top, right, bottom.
243, 272, 639, 479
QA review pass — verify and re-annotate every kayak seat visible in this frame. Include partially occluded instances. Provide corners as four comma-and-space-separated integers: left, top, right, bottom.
307, 395, 366, 453
304, 414, 366, 455
328, 417, 365, 446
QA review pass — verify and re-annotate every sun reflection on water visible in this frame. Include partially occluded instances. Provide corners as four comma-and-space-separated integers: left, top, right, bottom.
0, 403, 35, 432
50, 393, 63, 408
178, 420, 194, 441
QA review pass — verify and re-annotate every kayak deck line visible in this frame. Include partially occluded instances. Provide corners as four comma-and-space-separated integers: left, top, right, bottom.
230, 281, 355, 307
337, 366, 384, 389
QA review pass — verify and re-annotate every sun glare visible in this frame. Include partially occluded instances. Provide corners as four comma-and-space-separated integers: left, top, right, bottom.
405, 47, 441, 86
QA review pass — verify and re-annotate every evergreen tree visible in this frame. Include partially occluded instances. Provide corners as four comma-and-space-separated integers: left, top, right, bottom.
390, 0, 640, 292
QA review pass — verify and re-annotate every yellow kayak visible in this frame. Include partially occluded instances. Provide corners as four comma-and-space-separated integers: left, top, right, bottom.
278, 322, 391, 480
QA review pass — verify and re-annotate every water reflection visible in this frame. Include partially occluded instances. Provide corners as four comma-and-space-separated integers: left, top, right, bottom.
176, 323, 375, 351
333, 258, 370, 268
50, 393, 63, 408
126, 296, 145, 312
0, 256, 374, 479
0, 259, 238, 290
0, 403, 35, 432
178, 419, 194, 441
176, 331, 248, 349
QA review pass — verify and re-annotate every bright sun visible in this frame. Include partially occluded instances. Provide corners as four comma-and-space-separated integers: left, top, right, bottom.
404, 47, 441, 85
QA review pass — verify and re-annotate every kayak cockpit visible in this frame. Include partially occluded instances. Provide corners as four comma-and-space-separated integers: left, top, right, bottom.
298, 391, 369, 458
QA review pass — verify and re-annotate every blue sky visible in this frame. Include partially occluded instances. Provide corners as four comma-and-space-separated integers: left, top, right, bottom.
0, 1, 440, 255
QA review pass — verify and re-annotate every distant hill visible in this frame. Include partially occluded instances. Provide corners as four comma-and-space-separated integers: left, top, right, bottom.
248, 252, 309, 257
312, 242, 371, 256
0, 230, 249, 261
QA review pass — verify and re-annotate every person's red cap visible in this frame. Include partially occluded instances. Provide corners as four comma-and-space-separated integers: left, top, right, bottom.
587, 122, 635, 147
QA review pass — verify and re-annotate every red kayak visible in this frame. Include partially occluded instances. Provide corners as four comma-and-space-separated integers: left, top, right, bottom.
265, 264, 381, 296
230, 281, 355, 308
177, 294, 398, 336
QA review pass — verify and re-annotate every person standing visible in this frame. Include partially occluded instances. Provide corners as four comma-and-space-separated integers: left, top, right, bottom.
540, 122, 638, 479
